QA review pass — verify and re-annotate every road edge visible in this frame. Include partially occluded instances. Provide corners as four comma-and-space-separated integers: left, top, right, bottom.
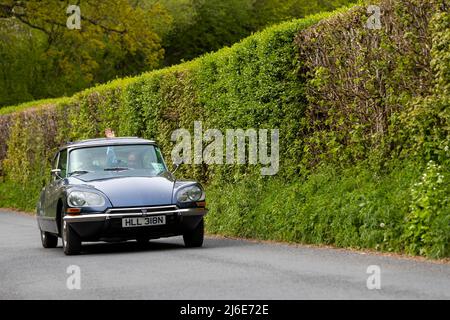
2, 208, 449, 265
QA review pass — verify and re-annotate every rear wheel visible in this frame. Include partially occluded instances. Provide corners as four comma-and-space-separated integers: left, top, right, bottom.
40, 230, 58, 248
183, 218, 204, 248
61, 217, 81, 255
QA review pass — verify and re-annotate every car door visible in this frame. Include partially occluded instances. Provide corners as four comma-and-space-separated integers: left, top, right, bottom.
39, 153, 59, 233
45, 149, 68, 231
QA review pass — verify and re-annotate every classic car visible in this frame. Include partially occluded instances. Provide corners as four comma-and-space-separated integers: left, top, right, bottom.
37, 137, 208, 255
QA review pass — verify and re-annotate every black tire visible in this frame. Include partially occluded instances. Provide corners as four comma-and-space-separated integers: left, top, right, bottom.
183, 218, 204, 248
40, 230, 58, 248
61, 216, 82, 255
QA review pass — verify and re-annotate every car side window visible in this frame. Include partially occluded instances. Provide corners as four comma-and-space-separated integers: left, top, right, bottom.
52, 153, 59, 170
51, 153, 59, 181
57, 150, 68, 178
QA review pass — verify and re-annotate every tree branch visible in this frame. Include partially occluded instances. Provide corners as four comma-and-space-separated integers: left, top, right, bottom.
9, 14, 50, 35
82, 15, 127, 34
1, 2, 127, 35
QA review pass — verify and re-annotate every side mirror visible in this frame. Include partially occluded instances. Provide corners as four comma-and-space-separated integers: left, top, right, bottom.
51, 169, 62, 179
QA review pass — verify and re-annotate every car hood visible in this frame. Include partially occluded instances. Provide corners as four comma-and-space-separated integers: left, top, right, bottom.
70, 174, 175, 207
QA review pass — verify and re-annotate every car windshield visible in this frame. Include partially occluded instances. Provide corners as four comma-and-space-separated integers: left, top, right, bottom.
68, 144, 167, 177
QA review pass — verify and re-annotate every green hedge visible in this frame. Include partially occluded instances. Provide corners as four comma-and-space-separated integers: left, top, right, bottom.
0, 0, 448, 258
0, 8, 334, 182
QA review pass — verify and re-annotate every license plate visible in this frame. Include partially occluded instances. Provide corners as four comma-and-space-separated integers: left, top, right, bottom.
122, 216, 166, 228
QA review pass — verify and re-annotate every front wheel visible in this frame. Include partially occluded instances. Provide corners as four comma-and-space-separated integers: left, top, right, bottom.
61, 218, 82, 255
183, 218, 204, 248
40, 230, 58, 248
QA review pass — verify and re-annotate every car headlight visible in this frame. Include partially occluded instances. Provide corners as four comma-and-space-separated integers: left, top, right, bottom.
177, 185, 204, 202
68, 191, 105, 207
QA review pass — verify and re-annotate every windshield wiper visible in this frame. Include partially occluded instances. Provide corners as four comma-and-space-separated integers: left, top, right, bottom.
68, 170, 91, 176
104, 167, 130, 171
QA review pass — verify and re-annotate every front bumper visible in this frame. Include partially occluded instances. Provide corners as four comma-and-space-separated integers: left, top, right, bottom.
63, 206, 207, 223
63, 206, 207, 241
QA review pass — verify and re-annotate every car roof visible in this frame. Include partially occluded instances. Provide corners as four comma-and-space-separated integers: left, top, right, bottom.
63, 137, 157, 150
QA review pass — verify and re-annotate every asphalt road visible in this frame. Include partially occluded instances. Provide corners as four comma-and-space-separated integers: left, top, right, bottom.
0, 210, 449, 300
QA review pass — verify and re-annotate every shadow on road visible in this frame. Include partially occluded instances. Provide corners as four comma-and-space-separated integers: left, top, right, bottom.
77, 240, 185, 255
71, 236, 242, 255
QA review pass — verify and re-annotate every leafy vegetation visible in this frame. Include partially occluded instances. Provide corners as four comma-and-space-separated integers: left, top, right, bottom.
403, 161, 450, 258
0, 0, 356, 107
206, 159, 423, 253
0, 0, 448, 258
161, 0, 355, 65
0, 0, 170, 105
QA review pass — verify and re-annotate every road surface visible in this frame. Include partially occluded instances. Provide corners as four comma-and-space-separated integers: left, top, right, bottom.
0, 210, 449, 299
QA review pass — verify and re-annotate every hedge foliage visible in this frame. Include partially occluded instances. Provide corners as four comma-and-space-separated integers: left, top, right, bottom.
0, 0, 448, 258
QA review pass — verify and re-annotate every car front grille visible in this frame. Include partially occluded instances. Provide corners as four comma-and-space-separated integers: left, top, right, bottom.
106, 205, 178, 216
